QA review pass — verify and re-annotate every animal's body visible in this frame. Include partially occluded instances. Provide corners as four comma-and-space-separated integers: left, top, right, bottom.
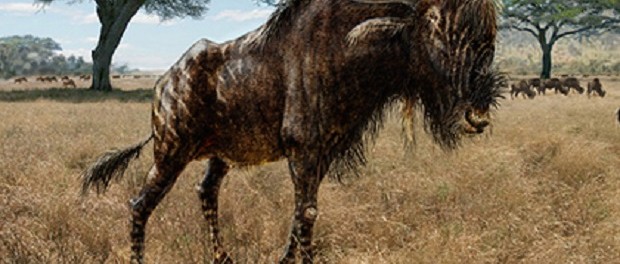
528, 78, 545, 95
587, 78, 606, 97
542, 78, 568, 95
561, 77, 584, 94
62, 79, 77, 88
82, 0, 503, 263
511, 80, 535, 99
13, 77, 27, 84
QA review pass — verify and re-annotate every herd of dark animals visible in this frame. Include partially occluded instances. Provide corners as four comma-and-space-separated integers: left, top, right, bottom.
80, 0, 505, 263
11, 74, 160, 85
12, 75, 90, 88
510, 77, 607, 99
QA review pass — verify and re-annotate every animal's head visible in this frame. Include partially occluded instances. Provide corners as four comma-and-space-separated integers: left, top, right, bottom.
357, 0, 504, 148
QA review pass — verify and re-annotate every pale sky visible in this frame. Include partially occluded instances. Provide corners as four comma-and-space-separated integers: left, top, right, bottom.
0, 0, 275, 70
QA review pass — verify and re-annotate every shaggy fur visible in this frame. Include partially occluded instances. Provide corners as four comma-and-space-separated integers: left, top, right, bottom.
82, 1, 503, 263
82, 135, 153, 195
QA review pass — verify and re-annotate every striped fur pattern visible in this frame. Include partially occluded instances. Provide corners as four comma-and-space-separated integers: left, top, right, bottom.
82, 1, 502, 263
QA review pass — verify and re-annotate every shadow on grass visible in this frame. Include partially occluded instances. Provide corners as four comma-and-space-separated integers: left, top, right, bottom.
0, 88, 153, 103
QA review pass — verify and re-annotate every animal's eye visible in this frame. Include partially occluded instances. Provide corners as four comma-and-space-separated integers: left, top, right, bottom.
426, 7, 441, 26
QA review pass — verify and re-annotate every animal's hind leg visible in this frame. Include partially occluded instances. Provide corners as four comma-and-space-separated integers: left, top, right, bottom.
196, 157, 232, 264
129, 160, 187, 264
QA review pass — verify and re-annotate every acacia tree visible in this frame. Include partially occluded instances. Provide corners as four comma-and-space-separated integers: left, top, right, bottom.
502, 0, 620, 78
37, 0, 211, 91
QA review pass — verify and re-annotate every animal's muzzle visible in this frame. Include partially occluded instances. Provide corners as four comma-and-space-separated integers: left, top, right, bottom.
463, 109, 490, 134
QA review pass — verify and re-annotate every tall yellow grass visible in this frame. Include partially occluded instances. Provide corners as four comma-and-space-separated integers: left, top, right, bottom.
0, 80, 618, 263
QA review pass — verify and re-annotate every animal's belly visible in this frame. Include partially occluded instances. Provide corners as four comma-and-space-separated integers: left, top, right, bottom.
194, 110, 284, 166
214, 132, 283, 165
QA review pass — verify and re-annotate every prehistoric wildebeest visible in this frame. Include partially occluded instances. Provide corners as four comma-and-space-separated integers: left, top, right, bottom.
13, 77, 27, 84
81, 0, 503, 263
543, 78, 569, 95
587, 78, 606, 98
528, 77, 545, 95
511, 80, 536, 99
62, 78, 77, 88
562, 77, 585, 94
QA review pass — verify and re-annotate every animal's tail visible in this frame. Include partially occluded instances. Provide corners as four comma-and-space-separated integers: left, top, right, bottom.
81, 134, 153, 195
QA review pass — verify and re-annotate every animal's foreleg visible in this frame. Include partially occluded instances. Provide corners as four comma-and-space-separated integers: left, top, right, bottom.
197, 157, 232, 264
279, 159, 325, 264
130, 163, 185, 264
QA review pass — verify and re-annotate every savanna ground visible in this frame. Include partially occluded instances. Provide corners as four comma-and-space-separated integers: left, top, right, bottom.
0, 76, 619, 264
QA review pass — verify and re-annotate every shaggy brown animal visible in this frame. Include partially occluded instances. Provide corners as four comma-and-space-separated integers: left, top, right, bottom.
62, 79, 77, 88
543, 78, 569, 95
587, 78, 606, 98
562, 77, 585, 94
528, 78, 545, 95
510, 80, 535, 99
45, 76, 58, 82
81, 0, 503, 263
13, 77, 27, 84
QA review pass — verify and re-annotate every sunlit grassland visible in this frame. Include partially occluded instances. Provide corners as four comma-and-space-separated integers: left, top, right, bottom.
0, 79, 619, 263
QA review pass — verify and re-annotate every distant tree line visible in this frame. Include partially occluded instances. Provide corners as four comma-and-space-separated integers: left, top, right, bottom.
0, 35, 90, 79
0, 35, 136, 79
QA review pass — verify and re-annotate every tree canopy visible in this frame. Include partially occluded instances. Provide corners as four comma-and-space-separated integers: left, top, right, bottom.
36, 0, 213, 90
501, 0, 620, 77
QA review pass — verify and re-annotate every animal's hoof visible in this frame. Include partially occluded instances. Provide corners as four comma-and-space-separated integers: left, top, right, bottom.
213, 251, 234, 264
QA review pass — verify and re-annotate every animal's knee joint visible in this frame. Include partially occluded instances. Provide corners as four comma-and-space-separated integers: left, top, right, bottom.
303, 206, 318, 222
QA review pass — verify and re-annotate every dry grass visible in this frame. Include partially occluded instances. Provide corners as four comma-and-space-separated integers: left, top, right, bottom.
0, 79, 619, 264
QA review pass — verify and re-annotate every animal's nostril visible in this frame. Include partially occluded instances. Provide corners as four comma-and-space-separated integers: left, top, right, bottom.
464, 109, 490, 133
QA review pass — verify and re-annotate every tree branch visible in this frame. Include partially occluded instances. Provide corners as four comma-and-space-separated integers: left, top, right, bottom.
506, 24, 539, 38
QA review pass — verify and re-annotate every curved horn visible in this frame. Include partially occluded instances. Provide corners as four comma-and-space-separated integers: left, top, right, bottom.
352, 0, 415, 9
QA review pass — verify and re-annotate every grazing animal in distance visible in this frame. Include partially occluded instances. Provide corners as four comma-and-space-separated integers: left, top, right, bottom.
561, 77, 584, 94
510, 80, 535, 99
81, 0, 504, 263
62, 79, 77, 88
13, 77, 27, 84
79, 74, 91, 81
587, 78, 606, 98
543, 78, 568, 95
528, 78, 545, 95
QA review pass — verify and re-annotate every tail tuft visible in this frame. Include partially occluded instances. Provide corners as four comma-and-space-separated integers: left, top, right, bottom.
81, 135, 153, 195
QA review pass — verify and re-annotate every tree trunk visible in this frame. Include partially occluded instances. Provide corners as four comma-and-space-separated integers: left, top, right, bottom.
90, 0, 143, 91
540, 44, 552, 79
